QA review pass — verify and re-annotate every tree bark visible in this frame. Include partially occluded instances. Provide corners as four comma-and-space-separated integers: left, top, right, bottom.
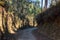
44, 0, 48, 9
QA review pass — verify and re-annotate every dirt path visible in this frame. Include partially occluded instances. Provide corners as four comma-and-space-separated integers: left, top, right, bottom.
15, 28, 37, 40
14, 28, 53, 40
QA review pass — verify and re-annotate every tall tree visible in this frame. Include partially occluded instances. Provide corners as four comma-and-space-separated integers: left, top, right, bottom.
44, 0, 48, 9
41, 0, 43, 12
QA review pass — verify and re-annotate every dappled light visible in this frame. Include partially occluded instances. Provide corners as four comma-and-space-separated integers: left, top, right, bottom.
0, 0, 60, 40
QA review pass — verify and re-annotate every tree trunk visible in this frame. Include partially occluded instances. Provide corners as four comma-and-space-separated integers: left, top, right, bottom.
44, 0, 48, 9
41, 0, 43, 12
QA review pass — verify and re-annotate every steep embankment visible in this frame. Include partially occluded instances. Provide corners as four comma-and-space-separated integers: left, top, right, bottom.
36, 2, 60, 40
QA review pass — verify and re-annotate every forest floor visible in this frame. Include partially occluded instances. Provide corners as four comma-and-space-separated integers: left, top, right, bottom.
32, 28, 53, 40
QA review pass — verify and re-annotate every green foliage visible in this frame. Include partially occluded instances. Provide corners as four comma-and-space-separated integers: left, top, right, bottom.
6, 0, 41, 15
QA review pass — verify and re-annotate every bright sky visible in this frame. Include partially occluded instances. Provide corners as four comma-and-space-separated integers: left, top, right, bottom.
31, 0, 51, 8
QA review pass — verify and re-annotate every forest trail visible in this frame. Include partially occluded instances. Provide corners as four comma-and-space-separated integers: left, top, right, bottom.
14, 27, 52, 40
15, 28, 37, 40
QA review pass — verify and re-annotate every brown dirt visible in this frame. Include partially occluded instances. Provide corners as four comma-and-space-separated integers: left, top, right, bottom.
32, 29, 53, 40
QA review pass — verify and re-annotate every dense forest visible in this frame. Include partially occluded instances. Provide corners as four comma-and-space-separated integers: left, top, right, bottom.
0, 0, 60, 40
